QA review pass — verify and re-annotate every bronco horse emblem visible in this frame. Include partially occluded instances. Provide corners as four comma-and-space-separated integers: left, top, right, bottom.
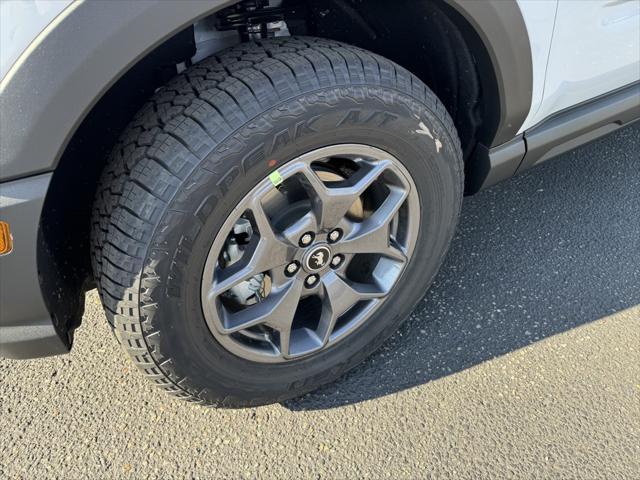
311, 250, 326, 267
306, 245, 331, 271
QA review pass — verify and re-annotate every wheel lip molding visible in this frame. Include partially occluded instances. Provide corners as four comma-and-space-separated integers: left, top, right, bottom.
0, 173, 70, 359
0, 0, 235, 183
445, 0, 534, 147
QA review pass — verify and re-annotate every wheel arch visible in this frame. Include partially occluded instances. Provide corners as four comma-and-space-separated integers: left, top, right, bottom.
1, 0, 532, 181
18, 0, 531, 341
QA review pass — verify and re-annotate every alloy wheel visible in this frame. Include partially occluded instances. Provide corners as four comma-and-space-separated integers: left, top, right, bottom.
201, 144, 420, 363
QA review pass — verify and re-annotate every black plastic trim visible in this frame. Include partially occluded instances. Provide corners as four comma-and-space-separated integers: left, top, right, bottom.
446, 0, 533, 147
468, 135, 526, 192
0, 174, 70, 359
473, 81, 640, 192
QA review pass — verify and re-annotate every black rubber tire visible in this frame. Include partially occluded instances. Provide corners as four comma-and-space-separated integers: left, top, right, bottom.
90, 37, 463, 407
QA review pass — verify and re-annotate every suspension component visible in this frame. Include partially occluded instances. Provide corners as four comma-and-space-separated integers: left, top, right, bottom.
215, 0, 303, 40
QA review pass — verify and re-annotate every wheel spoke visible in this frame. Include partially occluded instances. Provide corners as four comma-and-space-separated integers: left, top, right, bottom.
299, 161, 390, 230
217, 279, 303, 335
281, 211, 318, 246
249, 198, 294, 259
317, 271, 385, 343
335, 185, 408, 262
262, 279, 305, 356
209, 201, 293, 299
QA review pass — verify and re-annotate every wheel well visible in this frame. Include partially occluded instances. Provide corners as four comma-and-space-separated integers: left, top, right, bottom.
39, 0, 501, 334
293, 0, 500, 160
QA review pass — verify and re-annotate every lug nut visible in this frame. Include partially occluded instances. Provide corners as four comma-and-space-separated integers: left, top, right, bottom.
328, 228, 342, 243
285, 261, 299, 276
330, 254, 344, 269
299, 232, 315, 247
305, 274, 319, 287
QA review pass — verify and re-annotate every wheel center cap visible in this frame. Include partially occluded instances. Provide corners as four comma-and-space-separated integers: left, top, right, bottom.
304, 244, 332, 272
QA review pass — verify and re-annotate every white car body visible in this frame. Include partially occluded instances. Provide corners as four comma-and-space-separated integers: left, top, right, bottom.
519, 0, 640, 131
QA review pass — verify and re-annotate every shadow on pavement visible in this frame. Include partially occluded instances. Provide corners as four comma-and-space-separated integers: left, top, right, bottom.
285, 123, 640, 411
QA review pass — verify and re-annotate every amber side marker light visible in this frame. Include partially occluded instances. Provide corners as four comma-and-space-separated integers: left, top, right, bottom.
0, 221, 13, 256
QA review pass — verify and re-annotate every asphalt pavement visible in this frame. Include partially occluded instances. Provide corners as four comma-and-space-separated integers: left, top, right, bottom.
1, 124, 639, 479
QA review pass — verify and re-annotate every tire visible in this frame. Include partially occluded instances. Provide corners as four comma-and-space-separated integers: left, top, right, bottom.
90, 36, 463, 407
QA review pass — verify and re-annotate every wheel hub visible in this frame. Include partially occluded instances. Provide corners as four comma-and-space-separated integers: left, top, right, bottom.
303, 244, 332, 272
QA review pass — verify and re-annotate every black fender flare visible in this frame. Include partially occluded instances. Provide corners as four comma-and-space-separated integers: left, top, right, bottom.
446, 0, 533, 147
0, 0, 234, 182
